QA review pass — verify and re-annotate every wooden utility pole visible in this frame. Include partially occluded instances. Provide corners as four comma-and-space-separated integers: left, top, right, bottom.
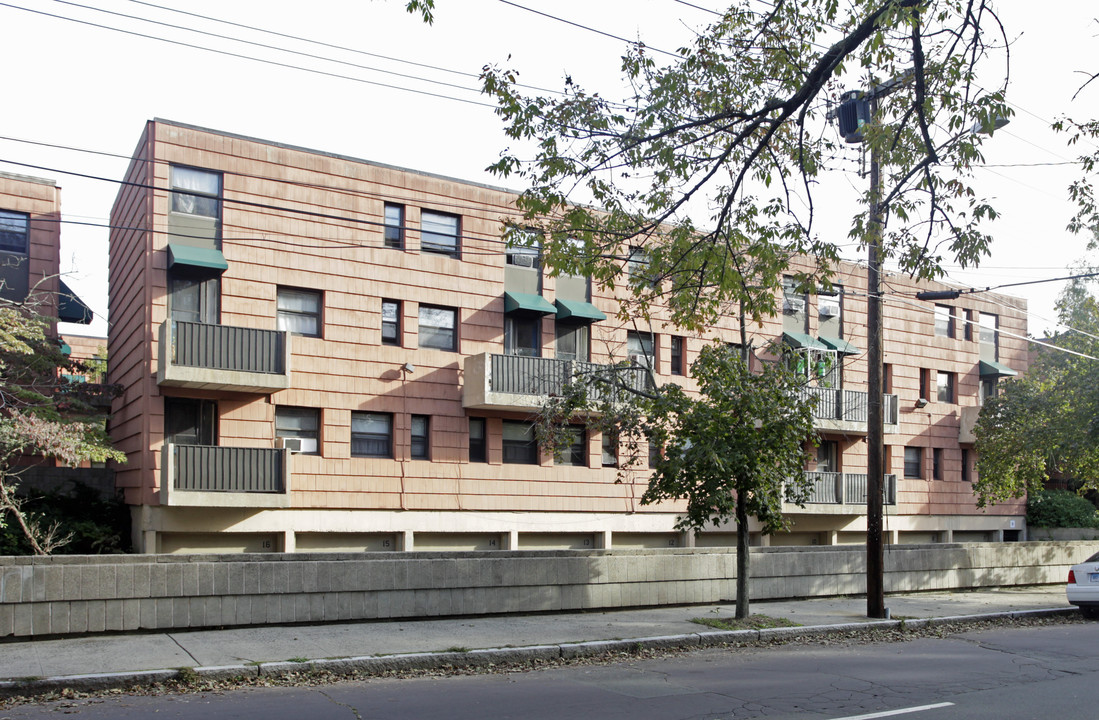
866, 95, 886, 618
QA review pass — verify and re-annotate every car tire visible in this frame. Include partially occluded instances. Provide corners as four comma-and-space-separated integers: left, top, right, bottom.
1081, 606, 1099, 620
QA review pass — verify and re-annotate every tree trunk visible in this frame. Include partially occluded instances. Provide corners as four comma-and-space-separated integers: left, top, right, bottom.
735, 486, 750, 619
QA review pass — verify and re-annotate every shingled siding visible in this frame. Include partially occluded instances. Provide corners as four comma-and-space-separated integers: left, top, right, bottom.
1, 542, 1091, 639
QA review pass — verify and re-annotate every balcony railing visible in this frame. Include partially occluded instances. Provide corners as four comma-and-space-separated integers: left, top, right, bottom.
158, 320, 290, 393
794, 471, 897, 507
162, 444, 291, 507
796, 386, 899, 432
463, 352, 650, 411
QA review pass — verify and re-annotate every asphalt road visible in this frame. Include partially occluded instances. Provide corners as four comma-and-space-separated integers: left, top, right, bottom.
3, 621, 1097, 719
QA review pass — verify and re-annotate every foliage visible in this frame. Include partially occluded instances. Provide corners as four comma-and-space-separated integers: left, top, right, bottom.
467, 0, 1011, 328
690, 614, 801, 631
0, 294, 125, 554
0, 484, 131, 556
1025, 490, 1099, 530
973, 279, 1099, 506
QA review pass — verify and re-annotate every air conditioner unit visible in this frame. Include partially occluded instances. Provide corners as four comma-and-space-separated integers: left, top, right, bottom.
510, 253, 536, 268
819, 304, 840, 318
277, 437, 303, 453
782, 298, 805, 314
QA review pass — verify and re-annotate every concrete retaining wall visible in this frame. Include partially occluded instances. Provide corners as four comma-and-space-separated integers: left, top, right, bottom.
2, 541, 1094, 639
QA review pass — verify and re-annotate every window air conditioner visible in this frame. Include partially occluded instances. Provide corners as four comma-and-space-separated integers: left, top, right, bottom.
510, 253, 536, 268
782, 298, 805, 314
277, 437, 303, 453
819, 304, 839, 318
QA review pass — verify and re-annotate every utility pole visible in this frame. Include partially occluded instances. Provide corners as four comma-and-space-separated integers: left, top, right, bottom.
865, 94, 886, 619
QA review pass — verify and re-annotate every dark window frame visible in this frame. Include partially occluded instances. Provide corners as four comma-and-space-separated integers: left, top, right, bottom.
904, 446, 922, 479
502, 420, 538, 465
418, 304, 458, 351
275, 406, 321, 455
505, 315, 542, 357
936, 370, 955, 404
961, 448, 971, 482
384, 203, 405, 249
468, 417, 487, 463
382, 299, 401, 346
0, 209, 29, 254
420, 209, 461, 259
410, 414, 430, 460
670, 336, 685, 375
556, 426, 587, 466
277, 286, 323, 338
932, 447, 944, 480
934, 305, 955, 338
351, 411, 393, 458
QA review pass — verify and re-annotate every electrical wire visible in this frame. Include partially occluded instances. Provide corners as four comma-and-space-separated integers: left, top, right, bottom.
497, 0, 681, 58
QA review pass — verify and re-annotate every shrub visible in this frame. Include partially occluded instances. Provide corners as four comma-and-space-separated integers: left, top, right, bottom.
1026, 489, 1099, 529
0, 484, 131, 555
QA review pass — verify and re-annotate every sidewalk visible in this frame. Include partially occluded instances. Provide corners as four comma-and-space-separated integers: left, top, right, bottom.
0, 586, 1074, 695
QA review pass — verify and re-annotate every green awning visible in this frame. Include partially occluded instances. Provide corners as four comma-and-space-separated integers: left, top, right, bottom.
167, 243, 228, 272
979, 359, 1018, 378
554, 298, 606, 323
782, 331, 828, 350
818, 335, 859, 355
59, 343, 72, 356
58, 280, 93, 324
504, 291, 556, 315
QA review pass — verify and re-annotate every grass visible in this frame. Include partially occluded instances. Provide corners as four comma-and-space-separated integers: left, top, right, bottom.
442, 646, 471, 653
287, 657, 310, 664
689, 614, 802, 631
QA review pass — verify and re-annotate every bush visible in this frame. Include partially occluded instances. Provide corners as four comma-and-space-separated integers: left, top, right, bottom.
1026, 489, 1099, 529
0, 484, 131, 555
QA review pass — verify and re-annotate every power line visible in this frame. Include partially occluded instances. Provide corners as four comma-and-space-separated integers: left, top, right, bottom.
0, 2, 498, 109
497, 0, 680, 59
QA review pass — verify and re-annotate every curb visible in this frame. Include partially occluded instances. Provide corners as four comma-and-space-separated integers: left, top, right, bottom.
0, 607, 1077, 698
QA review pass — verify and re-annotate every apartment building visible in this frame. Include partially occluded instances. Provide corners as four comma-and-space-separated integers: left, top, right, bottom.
107, 119, 1027, 554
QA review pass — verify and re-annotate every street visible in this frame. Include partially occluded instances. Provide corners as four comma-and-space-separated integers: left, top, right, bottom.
3, 621, 1096, 719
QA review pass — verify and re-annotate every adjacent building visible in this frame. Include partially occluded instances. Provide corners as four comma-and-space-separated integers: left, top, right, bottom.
107, 119, 1027, 554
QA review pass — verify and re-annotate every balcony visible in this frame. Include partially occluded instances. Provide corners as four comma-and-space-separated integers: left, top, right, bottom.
158, 320, 290, 393
161, 444, 291, 507
797, 386, 899, 435
463, 353, 650, 411
787, 471, 897, 513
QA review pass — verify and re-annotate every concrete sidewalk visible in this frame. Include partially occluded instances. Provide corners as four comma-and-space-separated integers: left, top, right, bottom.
0, 585, 1075, 695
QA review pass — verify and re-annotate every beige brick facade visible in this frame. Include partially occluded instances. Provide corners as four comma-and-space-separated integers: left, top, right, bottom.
108, 120, 1027, 554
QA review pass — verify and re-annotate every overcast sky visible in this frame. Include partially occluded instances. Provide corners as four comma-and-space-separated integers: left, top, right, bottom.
1, 0, 1096, 338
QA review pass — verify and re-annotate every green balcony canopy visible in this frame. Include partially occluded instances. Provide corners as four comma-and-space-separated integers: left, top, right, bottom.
818, 335, 859, 355
782, 331, 828, 351
504, 291, 556, 315
979, 359, 1018, 378
167, 242, 228, 272
554, 298, 606, 323
57, 279, 93, 324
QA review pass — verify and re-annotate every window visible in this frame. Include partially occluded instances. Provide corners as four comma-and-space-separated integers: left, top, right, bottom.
904, 446, 922, 478
816, 441, 838, 473
556, 426, 586, 466
964, 309, 974, 341
277, 287, 322, 337
421, 210, 460, 258
506, 229, 541, 269
170, 166, 220, 218
418, 305, 457, 351
502, 421, 538, 464
919, 368, 930, 401
382, 300, 401, 346
670, 336, 685, 375
275, 407, 320, 455
504, 315, 541, 356
980, 377, 999, 405
627, 330, 654, 370
936, 371, 954, 403
351, 412, 392, 458
932, 448, 943, 480
384, 203, 404, 249
782, 276, 808, 333
0, 209, 28, 254
601, 432, 618, 467
169, 273, 220, 324
469, 418, 486, 463
165, 398, 217, 446
979, 312, 998, 359
627, 246, 651, 283
961, 448, 970, 483
556, 323, 589, 362
411, 415, 430, 460
934, 305, 955, 338
818, 289, 842, 329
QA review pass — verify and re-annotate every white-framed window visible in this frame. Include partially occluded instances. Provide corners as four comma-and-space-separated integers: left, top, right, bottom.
277, 287, 323, 337
419, 304, 458, 351
351, 412, 393, 458
170, 166, 221, 218
421, 210, 460, 258
275, 406, 320, 455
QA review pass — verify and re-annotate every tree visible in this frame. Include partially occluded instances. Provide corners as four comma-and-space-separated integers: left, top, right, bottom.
0, 292, 124, 555
973, 279, 1099, 506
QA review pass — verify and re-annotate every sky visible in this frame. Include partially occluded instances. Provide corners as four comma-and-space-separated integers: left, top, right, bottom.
0, 0, 1096, 339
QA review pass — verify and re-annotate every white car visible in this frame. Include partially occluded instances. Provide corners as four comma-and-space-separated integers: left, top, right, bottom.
1067, 551, 1099, 619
